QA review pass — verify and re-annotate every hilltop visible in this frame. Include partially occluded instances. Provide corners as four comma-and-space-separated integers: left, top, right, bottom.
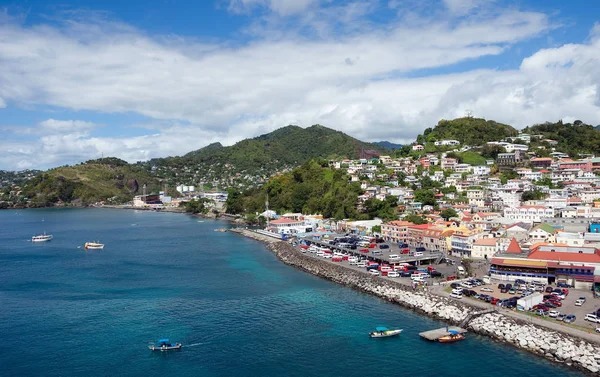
523, 120, 600, 157
19, 158, 161, 207
143, 124, 388, 188
416, 117, 518, 146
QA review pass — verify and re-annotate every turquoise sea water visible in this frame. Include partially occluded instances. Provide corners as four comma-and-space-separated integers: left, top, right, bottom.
0, 208, 586, 376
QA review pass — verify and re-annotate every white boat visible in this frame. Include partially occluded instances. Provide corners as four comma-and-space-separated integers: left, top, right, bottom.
84, 242, 104, 250
32, 233, 53, 242
369, 327, 403, 338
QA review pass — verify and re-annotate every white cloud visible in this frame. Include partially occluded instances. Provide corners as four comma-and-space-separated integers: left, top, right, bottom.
0, 97, 5, 108
443, 0, 489, 16
228, 0, 321, 16
39, 119, 98, 133
0, 3, 599, 170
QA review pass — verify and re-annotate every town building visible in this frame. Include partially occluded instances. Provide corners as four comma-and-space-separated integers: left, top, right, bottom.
381, 220, 414, 243
471, 237, 497, 259
503, 206, 554, 223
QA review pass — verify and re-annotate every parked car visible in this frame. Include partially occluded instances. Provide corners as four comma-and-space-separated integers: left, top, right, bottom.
556, 313, 566, 321
574, 297, 586, 306
450, 292, 463, 299
596, 327, 600, 333
430, 271, 443, 277
368, 270, 380, 276
584, 314, 600, 323
388, 254, 400, 261
450, 283, 460, 289
490, 298, 499, 305
545, 286, 554, 293
508, 288, 516, 295
548, 310, 559, 318
481, 287, 494, 293
452, 288, 463, 295
535, 309, 548, 316
563, 314, 576, 323
497, 284, 505, 289
379, 244, 390, 249
387, 271, 400, 278
557, 282, 572, 288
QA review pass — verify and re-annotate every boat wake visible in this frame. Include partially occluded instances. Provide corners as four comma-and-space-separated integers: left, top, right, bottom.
184, 342, 204, 347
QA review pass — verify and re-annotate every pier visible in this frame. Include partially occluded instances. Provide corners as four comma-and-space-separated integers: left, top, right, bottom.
419, 326, 467, 341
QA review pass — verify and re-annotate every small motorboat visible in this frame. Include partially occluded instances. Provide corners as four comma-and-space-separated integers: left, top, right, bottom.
369, 327, 403, 338
148, 339, 182, 351
438, 330, 466, 343
32, 233, 53, 242
84, 242, 104, 250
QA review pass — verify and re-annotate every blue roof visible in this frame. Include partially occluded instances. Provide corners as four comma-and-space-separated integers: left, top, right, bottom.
448, 330, 459, 335
375, 327, 389, 332
158, 338, 170, 343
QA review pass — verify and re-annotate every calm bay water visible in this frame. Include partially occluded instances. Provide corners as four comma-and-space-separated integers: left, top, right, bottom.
0, 208, 585, 376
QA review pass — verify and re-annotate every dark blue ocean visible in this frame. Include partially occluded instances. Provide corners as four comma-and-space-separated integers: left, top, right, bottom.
0, 209, 585, 376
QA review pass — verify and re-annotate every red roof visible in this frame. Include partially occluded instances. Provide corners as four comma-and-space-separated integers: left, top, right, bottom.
528, 251, 600, 264
506, 238, 523, 254
270, 218, 301, 224
408, 224, 433, 230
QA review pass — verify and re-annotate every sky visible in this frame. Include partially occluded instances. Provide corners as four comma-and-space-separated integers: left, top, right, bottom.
1, 0, 600, 170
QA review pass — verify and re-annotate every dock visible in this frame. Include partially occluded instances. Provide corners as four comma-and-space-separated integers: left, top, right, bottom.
419, 326, 467, 341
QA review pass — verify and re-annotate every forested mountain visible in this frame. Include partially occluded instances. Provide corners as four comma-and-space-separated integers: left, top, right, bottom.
18, 158, 161, 207
416, 117, 518, 146
374, 141, 403, 150
142, 124, 388, 188
523, 120, 600, 157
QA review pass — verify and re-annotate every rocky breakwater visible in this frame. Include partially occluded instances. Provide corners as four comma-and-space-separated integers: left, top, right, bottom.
266, 239, 600, 375
470, 313, 600, 374
268, 240, 472, 324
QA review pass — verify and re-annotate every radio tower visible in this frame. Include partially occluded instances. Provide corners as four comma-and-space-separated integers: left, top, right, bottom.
465, 109, 473, 118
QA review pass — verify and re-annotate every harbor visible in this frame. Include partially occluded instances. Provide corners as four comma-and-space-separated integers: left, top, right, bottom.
231, 228, 600, 375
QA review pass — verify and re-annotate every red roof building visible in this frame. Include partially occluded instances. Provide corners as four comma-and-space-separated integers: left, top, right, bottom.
505, 237, 523, 254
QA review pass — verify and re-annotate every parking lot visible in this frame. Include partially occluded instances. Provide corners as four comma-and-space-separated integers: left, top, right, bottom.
295, 241, 600, 338
449, 280, 600, 332
300, 234, 444, 267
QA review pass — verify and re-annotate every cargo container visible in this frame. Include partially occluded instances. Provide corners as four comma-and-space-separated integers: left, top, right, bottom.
517, 293, 544, 311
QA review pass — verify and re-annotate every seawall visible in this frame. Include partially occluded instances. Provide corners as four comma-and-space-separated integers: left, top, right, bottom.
231, 229, 600, 375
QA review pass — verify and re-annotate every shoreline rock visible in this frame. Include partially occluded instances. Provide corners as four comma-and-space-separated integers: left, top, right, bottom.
232, 229, 600, 375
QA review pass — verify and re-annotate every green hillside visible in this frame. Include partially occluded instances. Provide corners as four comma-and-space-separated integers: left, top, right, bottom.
226, 159, 364, 219
144, 124, 388, 186
417, 117, 518, 146
20, 158, 161, 207
523, 120, 600, 157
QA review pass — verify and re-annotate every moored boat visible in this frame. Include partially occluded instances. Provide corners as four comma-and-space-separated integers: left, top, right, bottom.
369, 327, 403, 338
84, 242, 104, 250
32, 233, 53, 242
148, 339, 182, 351
438, 330, 466, 343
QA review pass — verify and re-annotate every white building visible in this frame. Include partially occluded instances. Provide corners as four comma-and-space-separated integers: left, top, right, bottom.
472, 166, 491, 176
471, 238, 497, 260
434, 139, 460, 146
504, 144, 529, 153
503, 206, 555, 223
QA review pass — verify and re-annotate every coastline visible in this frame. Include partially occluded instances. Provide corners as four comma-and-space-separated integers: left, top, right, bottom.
231, 228, 600, 375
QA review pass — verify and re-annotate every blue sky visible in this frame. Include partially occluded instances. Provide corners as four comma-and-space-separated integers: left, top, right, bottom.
1, 0, 600, 170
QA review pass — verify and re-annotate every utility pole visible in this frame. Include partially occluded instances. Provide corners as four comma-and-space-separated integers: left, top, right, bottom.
265, 194, 270, 228
143, 184, 147, 203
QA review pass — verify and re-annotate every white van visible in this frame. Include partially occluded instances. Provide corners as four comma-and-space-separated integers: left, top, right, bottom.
457, 266, 466, 275
388, 254, 400, 261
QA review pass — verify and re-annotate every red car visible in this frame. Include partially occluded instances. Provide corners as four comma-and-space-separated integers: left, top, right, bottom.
490, 298, 499, 305
360, 248, 369, 253
369, 243, 376, 248
446, 275, 457, 281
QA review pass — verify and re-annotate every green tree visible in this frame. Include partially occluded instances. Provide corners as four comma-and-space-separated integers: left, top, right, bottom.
440, 208, 458, 220
404, 214, 428, 224
414, 189, 436, 206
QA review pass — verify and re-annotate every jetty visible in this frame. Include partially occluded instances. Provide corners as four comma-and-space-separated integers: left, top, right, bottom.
419, 326, 467, 341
